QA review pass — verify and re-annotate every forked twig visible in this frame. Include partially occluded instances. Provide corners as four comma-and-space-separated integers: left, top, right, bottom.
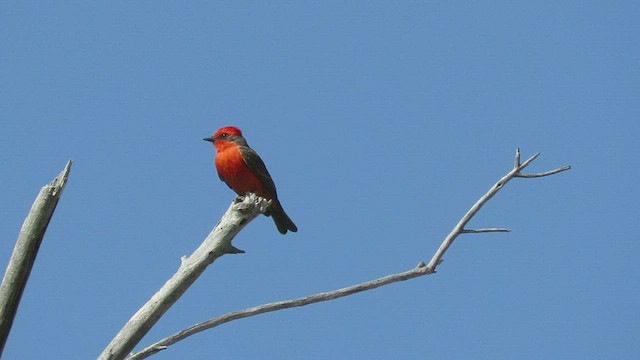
128, 149, 570, 359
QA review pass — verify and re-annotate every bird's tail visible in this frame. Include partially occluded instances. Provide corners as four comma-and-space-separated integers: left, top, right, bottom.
269, 199, 298, 235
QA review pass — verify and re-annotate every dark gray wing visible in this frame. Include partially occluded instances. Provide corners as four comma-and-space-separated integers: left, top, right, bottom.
238, 145, 278, 197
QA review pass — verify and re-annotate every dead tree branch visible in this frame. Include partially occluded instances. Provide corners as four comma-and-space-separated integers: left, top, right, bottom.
0, 160, 72, 356
128, 149, 571, 359
461, 228, 510, 233
98, 194, 271, 360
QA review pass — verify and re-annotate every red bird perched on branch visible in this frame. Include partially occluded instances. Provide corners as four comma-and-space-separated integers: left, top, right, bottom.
203, 126, 298, 234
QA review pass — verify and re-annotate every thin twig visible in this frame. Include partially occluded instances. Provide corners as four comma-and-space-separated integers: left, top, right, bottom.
128, 149, 570, 360
462, 228, 511, 233
516, 165, 572, 178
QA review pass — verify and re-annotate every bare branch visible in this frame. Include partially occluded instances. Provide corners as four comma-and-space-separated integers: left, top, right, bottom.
98, 194, 271, 360
461, 228, 511, 233
128, 265, 432, 359
128, 149, 571, 359
0, 160, 72, 356
520, 152, 541, 168
516, 165, 572, 178
425, 150, 560, 271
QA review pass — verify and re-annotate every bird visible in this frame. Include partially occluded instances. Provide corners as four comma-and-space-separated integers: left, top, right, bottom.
203, 126, 298, 234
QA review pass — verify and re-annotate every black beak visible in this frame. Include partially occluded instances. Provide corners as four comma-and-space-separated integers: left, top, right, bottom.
203, 137, 213, 142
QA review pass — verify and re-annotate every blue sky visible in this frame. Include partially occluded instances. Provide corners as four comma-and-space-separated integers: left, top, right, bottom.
1, 1, 638, 359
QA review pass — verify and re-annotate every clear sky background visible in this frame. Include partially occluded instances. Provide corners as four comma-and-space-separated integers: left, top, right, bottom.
1, 2, 638, 359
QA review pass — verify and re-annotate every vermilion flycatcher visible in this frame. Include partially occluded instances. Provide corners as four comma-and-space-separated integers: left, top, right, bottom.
204, 126, 298, 234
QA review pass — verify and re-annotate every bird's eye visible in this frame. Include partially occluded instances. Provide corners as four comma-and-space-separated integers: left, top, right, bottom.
220, 133, 228, 138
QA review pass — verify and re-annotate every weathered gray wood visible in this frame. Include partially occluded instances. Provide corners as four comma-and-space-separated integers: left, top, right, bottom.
128, 150, 571, 359
98, 194, 271, 360
0, 161, 72, 356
